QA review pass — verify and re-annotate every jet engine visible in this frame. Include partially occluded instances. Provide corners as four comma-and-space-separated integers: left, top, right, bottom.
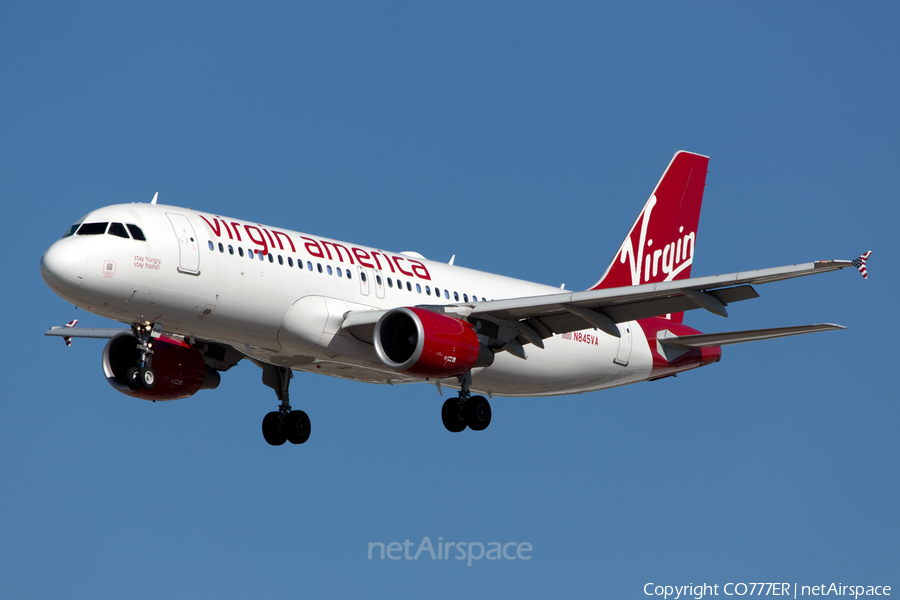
102, 333, 220, 400
374, 307, 493, 377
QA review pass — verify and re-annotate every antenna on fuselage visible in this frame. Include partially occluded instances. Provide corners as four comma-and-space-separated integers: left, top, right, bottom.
449, 255, 455, 265
151, 192, 158, 205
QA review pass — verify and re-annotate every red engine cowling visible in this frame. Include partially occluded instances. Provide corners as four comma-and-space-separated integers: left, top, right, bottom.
102, 333, 221, 400
374, 307, 493, 377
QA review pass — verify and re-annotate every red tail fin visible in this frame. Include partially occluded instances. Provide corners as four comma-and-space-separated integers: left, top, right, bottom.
591, 151, 709, 322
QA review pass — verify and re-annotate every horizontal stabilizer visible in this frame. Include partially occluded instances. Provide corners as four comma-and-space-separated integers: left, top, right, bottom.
45, 327, 129, 339
659, 323, 846, 348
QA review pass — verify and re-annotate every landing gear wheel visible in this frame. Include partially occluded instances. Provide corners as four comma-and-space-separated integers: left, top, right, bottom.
139, 366, 155, 389
284, 410, 311, 445
262, 412, 287, 446
441, 398, 467, 433
126, 367, 142, 390
466, 396, 492, 431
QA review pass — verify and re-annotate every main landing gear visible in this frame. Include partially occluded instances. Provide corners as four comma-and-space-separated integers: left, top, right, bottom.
260, 364, 310, 446
441, 372, 492, 433
126, 323, 156, 391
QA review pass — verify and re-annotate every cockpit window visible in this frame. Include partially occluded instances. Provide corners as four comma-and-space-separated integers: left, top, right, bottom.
77, 222, 108, 235
62, 224, 80, 238
108, 222, 130, 239
126, 224, 146, 241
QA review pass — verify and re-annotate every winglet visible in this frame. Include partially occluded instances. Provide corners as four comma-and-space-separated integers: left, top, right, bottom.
851, 251, 872, 279
151, 192, 158, 205
63, 319, 78, 347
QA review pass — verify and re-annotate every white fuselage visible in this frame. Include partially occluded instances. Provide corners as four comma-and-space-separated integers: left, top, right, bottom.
42, 203, 662, 397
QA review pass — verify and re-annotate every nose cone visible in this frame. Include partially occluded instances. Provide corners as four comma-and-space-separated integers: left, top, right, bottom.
41, 240, 87, 292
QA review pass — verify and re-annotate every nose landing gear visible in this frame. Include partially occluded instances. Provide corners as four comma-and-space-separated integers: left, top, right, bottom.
260, 364, 310, 446
441, 372, 492, 433
126, 323, 157, 390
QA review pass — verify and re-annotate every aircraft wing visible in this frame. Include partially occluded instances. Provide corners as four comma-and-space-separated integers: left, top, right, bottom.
45, 327, 129, 339
342, 257, 864, 348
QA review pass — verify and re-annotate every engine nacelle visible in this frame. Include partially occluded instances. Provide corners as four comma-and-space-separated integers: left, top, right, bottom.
374, 307, 493, 378
102, 333, 221, 401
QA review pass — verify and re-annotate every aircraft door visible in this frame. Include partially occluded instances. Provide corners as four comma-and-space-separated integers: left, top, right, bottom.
166, 213, 200, 275
357, 267, 370, 296
613, 322, 632, 366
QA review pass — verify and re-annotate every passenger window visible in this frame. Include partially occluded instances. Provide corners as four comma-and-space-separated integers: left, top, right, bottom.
388, 278, 393, 288
208, 241, 214, 251
77, 222, 108, 235
307, 261, 312, 271
229, 245, 234, 255
434, 287, 440, 297
317, 263, 323, 273
454, 292, 459, 301
444, 290, 450, 300
126, 224, 146, 241
406, 282, 412, 291
239, 247, 244, 257
425, 286, 431, 295
327, 265, 333, 275
463, 294, 469, 302
337, 267, 342, 277
376, 274, 382, 285
108, 222, 129, 239
268, 254, 274, 263
258, 251, 264, 261
361, 271, 367, 282
218, 243, 224, 253
346, 269, 352, 279
278, 255, 284, 265
288, 257, 293, 267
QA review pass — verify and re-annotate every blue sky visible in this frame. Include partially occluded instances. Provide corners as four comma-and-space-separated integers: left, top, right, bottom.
2, 2, 897, 598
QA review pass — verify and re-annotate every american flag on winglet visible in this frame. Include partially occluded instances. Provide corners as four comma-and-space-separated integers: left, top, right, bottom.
851, 251, 872, 279
63, 319, 78, 347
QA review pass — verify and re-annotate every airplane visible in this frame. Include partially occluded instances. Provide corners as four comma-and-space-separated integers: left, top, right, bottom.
40, 151, 871, 446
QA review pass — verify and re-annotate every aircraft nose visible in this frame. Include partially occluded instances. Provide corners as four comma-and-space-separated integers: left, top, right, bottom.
40, 240, 87, 288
